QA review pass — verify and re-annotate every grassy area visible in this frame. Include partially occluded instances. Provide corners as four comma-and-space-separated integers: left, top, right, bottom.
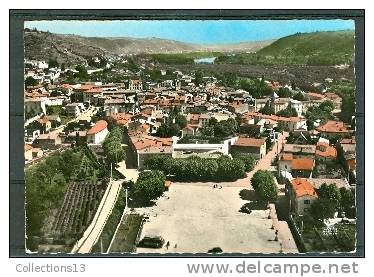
109, 213, 143, 253
60, 115, 76, 125
91, 188, 126, 253
216, 31, 354, 66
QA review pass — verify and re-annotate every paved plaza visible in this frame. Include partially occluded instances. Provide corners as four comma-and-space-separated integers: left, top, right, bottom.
136, 184, 283, 254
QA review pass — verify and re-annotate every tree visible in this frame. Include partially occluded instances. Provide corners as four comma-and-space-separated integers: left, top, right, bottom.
134, 170, 165, 202
276, 106, 298, 117
259, 102, 273, 115
25, 76, 38, 87
144, 155, 168, 172
319, 100, 334, 113
317, 183, 341, 211
340, 94, 355, 123
251, 170, 277, 202
292, 91, 306, 101
311, 198, 337, 220
194, 70, 203, 86
48, 57, 59, 68
340, 187, 355, 213
175, 114, 187, 129
156, 122, 180, 138
277, 87, 292, 98
234, 155, 256, 172
217, 156, 245, 181
103, 127, 125, 164
75, 64, 89, 81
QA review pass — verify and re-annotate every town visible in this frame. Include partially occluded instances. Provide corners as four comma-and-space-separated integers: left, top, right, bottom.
24, 34, 356, 254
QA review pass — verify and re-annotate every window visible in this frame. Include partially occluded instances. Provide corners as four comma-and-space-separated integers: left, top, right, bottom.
304, 200, 310, 204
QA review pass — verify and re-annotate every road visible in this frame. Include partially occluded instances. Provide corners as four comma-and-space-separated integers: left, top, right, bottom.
49, 106, 98, 136
71, 179, 123, 254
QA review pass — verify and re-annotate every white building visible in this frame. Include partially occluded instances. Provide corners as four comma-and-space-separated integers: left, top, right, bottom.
86, 120, 109, 144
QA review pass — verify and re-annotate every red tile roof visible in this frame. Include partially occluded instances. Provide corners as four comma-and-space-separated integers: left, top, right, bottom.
234, 137, 266, 147
279, 153, 293, 161
87, 120, 108, 135
316, 120, 351, 134
291, 158, 315, 171
316, 142, 337, 159
291, 178, 318, 198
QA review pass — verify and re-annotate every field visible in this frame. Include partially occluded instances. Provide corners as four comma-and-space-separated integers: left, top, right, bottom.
52, 180, 107, 238
162, 63, 354, 90
108, 213, 143, 253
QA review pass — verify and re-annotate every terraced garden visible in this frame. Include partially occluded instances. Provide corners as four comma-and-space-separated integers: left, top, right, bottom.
52, 180, 107, 238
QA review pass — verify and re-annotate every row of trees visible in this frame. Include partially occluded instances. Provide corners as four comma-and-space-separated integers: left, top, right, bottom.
144, 155, 246, 181
251, 170, 278, 203
311, 183, 355, 221
103, 126, 126, 164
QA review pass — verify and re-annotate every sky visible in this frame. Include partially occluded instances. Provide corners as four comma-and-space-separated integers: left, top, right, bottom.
25, 20, 355, 45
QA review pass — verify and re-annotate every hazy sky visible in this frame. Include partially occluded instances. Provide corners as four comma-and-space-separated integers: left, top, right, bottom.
25, 20, 355, 44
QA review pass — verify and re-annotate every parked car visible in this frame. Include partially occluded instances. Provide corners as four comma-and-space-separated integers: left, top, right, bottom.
137, 236, 165, 248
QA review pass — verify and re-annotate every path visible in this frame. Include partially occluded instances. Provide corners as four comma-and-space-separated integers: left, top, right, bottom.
49, 106, 98, 136
116, 161, 139, 183
71, 179, 123, 254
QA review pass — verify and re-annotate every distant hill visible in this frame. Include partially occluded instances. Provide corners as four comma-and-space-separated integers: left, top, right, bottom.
24, 30, 272, 65
216, 31, 355, 66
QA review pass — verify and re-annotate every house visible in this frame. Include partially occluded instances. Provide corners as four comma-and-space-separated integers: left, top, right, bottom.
24, 144, 43, 161
291, 158, 315, 178
24, 144, 33, 161
282, 144, 316, 158
271, 97, 290, 114
45, 115, 61, 128
308, 178, 351, 190
24, 97, 47, 115
315, 141, 337, 160
86, 120, 109, 144
65, 103, 84, 116
316, 120, 353, 138
289, 99, 303, 117
231, 137, 266, 159
65, 130, 87, 144
278, 153, 294, 173
83, 87, 103, 104
128, 79, 143, 91
128, 135, 173, 169
35, 117, 52, 133
254, 98, 269, 112
325, 93, 342, 110
288, 178, 318, 215
33, 133, 62, 150
109, 113, 133, 127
